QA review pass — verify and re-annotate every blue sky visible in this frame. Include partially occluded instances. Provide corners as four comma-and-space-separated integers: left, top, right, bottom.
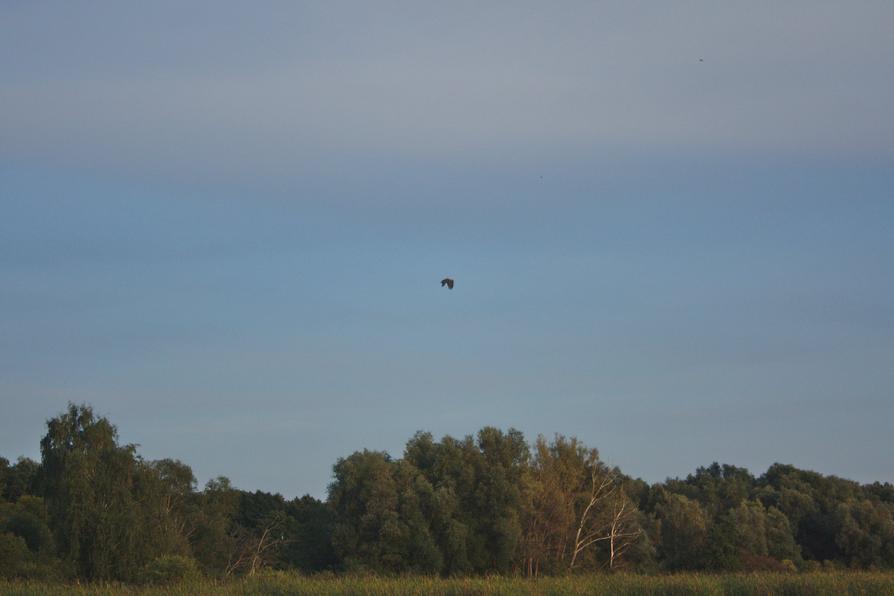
2, 2, 893, 498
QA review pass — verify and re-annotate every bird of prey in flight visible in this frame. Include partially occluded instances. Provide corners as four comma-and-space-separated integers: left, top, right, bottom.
441, 278, 454, 290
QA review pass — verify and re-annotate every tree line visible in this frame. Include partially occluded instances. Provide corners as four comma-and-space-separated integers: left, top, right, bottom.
1, 403, 893, 582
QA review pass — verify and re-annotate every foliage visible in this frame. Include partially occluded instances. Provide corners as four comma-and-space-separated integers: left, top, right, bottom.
2, 402, 894, 582
0, 532, 31, 578
139, 555, 202, 585
653, 492, 709, 570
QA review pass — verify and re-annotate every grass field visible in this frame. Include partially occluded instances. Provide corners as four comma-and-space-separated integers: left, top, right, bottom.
3, 572, 894, 595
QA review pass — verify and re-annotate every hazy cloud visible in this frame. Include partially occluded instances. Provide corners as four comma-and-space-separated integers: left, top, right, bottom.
3, 2, 893, 189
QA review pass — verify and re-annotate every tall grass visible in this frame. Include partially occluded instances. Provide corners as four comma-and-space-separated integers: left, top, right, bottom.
3, 572, 894, 595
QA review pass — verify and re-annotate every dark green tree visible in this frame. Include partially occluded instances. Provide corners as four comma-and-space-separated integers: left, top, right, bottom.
405, 433, 474, 575
1, 495, 55, 558
328, 450, 442, 573
654, 492, 709, 570
1, 458, 40, 503
39, 403, 185, 580
834, 499, 894, 569
0, 532, 31, 578
189, 476, 240, 575
283, 495, 337, 572
766, 505, 801, 565
40, 404, 141, 579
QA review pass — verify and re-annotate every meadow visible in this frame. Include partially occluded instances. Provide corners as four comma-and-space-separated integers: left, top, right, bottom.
3, 572, 894, 596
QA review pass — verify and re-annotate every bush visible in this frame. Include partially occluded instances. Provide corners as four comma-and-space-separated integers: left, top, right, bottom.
800, 560, 821, 572
0, 532, 30, 578
5, 510, 54, 555
139, 555, 202, 585
739, 553, 793, 572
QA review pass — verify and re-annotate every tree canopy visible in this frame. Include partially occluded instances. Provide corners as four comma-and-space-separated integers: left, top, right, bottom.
1, 403, 893, 581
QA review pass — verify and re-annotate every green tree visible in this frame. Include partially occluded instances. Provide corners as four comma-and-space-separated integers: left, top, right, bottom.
0, 532, 31, 578
1, 457, 39, 502
758, 463, 859, 563
525, 434, 638, 574
189, 476, 240, 576
329, 450, 442, 573
39, 403, 183, 580
729, 500, 769, 557
766, 506, 801, 565
834, 499, 894, 569
283, 495, 337, 572
404, 428, 531, 575
1, 495, 55, 558
133, 459, 197, 560
665, 463, 754, 517
472, 427, 529, 574
654, 492, 709, 570
405, 433, 474, 575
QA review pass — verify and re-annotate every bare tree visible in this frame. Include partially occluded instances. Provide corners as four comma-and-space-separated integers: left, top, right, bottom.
225, 515, 290, 577
606, 490, 643, 570
569, 464, 617, 570
525, 435, 644, 574
524, 435, 584, 576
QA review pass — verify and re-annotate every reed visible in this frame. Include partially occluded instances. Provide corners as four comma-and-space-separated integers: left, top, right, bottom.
3, 572, 894, 596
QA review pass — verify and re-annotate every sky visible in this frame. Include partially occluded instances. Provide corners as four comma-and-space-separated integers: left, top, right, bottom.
2, 1, 893, 499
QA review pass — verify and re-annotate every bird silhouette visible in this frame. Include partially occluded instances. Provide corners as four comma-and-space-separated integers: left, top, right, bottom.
441, 278, 454, 290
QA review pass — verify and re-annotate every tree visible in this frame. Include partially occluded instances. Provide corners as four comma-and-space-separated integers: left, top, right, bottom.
0, 532, 30, 578
404, 428, 531, 575
189, 477, 240, 576
1, 495, 55, 559
604, 488, 643, 570
134, 459, 196, 559
13, 401, 894, 577
329, 450, 443, 573
471, 427, 529, 574
525, 434, 588, 575
225, 511, 290, 576
766, 506, 801, 565
667, 463, 753, 516
524, 435, 642, 574
39, 403, 184, 580
729, 500, 769, 558
834, 499, 894, 569
40, 404, 143, 579
758, 463, 859, 563
283, 495, 338, 572
654, 492, 709, 570
568, 458, 617, 570
405, 433, 475, 575
1, 457, 39, 502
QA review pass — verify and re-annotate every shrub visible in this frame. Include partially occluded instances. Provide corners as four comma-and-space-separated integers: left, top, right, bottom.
739, 552, 792, 572
0, 532, 30, 578
139, 555, 202, 585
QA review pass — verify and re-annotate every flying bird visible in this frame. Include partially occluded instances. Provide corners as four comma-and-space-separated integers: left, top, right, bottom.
441, 277, 454, 290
